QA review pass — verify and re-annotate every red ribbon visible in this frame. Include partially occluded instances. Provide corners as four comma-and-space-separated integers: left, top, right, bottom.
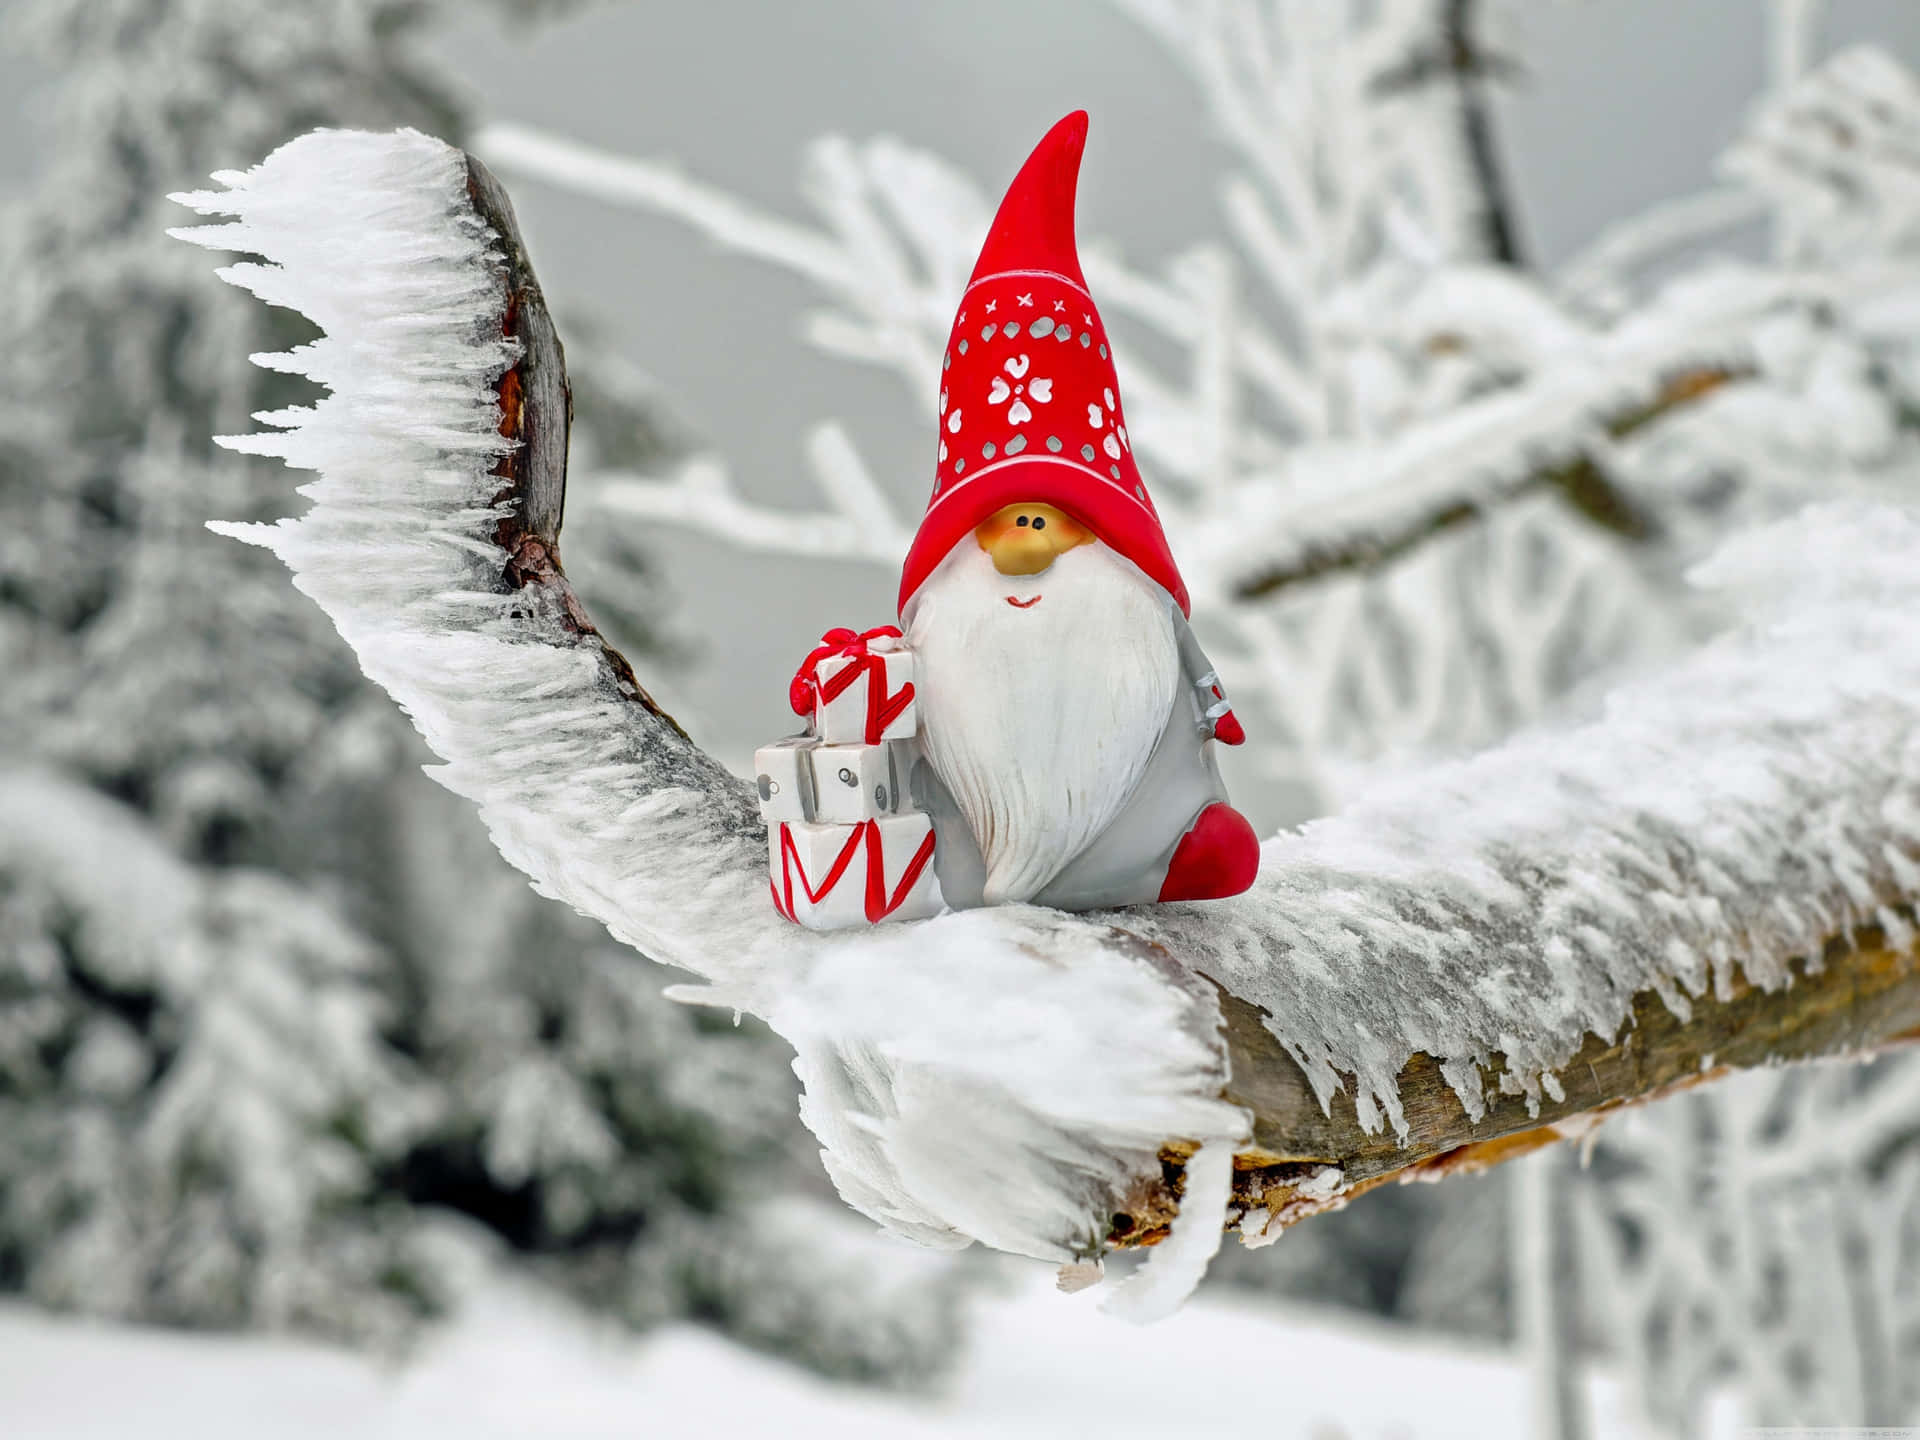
789, 626, 914, 744
770, 818, 938, 925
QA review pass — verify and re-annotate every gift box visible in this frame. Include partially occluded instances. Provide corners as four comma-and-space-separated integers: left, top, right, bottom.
810, 740, 914, 823
769, 812, 942, 930
754, 738, 914, 825
797, 630, 917, 746
753, 737, 818, 823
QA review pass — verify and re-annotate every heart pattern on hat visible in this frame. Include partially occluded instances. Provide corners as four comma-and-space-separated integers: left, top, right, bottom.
987, 353, 1051, 429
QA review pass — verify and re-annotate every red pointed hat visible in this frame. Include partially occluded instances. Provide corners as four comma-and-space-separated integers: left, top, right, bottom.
897, 111, 1190, 618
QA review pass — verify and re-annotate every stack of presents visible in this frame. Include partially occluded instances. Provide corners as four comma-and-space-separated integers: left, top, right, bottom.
755, 627, 944, 931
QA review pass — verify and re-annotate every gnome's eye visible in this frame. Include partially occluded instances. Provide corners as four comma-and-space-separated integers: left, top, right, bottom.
1016, 515, 1030, 527
1031, 516, 1047, 531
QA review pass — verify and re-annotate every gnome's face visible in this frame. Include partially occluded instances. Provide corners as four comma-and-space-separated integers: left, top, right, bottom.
906, 517, 1178, 905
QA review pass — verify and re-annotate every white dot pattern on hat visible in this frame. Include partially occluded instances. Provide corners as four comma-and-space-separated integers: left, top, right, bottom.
925, 269, 1155, 529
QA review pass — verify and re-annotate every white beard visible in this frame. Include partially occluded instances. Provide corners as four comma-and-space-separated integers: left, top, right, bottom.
906, 541, 1179, 905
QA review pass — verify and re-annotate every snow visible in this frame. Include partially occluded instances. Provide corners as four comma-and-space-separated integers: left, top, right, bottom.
778, 909, 1248, 1267
1097, 1142, 1234, 1323
0, 1265, 1676, 1440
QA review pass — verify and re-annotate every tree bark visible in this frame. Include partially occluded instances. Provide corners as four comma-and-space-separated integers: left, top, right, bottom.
1114, 917, 1920, 1245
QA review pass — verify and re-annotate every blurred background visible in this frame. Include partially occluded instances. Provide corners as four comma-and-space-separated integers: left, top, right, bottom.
4, 1, 1920, 1436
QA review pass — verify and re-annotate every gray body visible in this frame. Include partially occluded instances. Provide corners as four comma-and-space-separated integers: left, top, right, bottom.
909, 605, 1231, 911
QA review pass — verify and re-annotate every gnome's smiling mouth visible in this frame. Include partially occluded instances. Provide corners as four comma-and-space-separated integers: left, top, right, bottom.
1005, 594, 1043, 609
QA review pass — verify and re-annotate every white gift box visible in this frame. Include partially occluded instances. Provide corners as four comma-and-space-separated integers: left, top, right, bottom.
755, 738, 914, 825
811, 741, 914, 823
753, 737, 818, 824
811, 640, 917, 746
769, 812, 942, 930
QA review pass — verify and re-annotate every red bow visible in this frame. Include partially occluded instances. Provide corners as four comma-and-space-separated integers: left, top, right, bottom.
789, 626, 909, 728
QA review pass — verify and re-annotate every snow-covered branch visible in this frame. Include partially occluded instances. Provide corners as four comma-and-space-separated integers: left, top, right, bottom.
169, 130, 1248, 1319
1197, 264, 1829, 598
1727, 44, 1920, 263
174, 129, 1920, 1311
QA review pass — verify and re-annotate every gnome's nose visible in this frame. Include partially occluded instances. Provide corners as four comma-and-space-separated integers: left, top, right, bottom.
988, 527, 1058, 576
975, 502, 1092, 577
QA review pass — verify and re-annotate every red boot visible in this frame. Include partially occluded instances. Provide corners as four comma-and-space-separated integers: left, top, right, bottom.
1157, 803, 1261, 902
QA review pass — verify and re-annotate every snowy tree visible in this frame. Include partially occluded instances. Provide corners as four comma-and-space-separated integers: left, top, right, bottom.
0, 0, 471, 1342
0, 0, 963, 1378
0, 769, 434, 1338
1569, 37, 1920, 1436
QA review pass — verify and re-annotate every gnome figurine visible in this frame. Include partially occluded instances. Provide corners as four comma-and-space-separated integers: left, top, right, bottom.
777, 111, 1260, 920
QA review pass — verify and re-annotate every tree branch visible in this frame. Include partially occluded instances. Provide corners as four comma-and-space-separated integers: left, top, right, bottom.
1557, 186, 1765, 301
581, 424, 912, 571
1204, 251, 1809, 603
174, 131, 1920, 1305
1145, 918, 1920, 1247
468, 155, 685, 722
1371, 0, 1528, 266
1226, 363, 1730, 600
1443, 0, 1526, 268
